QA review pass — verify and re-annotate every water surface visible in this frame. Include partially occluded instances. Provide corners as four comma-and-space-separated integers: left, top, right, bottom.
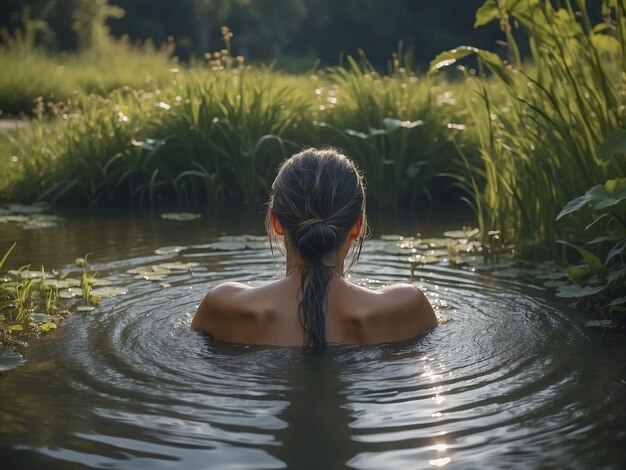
1, 208, 625, 469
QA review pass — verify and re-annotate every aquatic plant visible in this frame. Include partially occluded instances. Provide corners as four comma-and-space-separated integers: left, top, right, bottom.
431, 0, 626, 256
556, 178, 626, 319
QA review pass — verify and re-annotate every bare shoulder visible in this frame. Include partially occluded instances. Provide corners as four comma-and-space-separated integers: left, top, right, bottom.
191, 282, 257, 340
350, 282, 438, 344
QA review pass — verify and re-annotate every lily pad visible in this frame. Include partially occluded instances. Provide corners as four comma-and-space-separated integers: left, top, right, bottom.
30, 313, 54, 324
135, 272, 168, 281
58, 287, 82, 298
384, 245, 416, 255
491, 268, 523, 278
90, 287, 128, 298
543, 280, 569, 289
424, 249, 449, 258
210, 241, 247, 251
7, 203, 48, 215
76, 305, 96, 312
380, 234, 405, 241
217, 235, 245, 242
0, 346, 24, 373
535, 271, 569, 280
158, 262, 199, 270
420, 238, 452, 249
155, 246, 187, 255
585, 320, 613, 327
43, 278, 81, 289
160, 212, 201, 221
8, 270, 51, 279
443, 228, 480, 239
556, 284, 607, 298
244, 241, 268, 250
2, 215, 29, 223
21, 215, 59, 230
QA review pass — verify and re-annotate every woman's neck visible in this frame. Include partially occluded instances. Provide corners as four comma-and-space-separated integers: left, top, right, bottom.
284, 250, 345, 278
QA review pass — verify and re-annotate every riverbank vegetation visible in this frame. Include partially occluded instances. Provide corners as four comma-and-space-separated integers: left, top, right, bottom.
430, 0, 626, 319
0, 0, 624, 328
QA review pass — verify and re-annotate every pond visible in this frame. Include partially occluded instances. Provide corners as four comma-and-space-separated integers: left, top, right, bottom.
1, 204, 625, 469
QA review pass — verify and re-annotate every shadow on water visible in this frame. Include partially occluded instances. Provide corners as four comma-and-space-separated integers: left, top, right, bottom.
269, 351, 359, 469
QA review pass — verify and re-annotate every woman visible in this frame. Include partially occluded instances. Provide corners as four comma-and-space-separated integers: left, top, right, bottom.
192, 148, 438, 349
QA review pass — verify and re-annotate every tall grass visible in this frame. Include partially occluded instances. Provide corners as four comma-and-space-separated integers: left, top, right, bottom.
0, 31, 176, 116
313, 55, 478, 206
432, 0, 626, 256
0, 45, 475, 207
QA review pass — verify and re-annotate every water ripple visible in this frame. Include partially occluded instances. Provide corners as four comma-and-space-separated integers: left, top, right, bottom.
1, 238, 625, 469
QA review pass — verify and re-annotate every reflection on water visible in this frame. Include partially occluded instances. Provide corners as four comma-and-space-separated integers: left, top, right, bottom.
1, 209, 626, 469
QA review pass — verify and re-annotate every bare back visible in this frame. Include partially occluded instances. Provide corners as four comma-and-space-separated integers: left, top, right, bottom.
191, 275, 438, 346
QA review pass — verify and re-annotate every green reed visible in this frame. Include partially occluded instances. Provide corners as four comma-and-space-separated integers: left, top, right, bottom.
432, 0, 626, 258
314, 55, 478, 206
0, 43, 474, 207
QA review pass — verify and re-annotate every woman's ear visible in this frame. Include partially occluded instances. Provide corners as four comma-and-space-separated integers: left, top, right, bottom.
349, 215, 362, 241
271, 212, 284, 236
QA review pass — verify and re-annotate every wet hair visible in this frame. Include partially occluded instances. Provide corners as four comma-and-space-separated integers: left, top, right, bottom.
266, 147, 368, 350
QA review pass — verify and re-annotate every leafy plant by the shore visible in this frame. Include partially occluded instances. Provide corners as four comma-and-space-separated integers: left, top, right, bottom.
431, 0, 626, 256
556, 178, 626, 318
0, 245, 115, 364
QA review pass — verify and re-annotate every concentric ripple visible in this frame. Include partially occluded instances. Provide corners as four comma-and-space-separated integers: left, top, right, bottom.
1, 238, 626, 469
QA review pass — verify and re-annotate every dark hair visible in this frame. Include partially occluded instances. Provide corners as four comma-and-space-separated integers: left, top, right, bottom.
266, 148, 367, 350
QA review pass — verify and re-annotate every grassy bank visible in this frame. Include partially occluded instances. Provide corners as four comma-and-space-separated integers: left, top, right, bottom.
0, 44, 476, 207
0, 33, 176, 117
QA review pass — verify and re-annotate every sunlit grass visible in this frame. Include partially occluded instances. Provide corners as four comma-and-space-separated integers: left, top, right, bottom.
0, 36, 176, 117
432, 0, 626, 257
0, 44, 476, 207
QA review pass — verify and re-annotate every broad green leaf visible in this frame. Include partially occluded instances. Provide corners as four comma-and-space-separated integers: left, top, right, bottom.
557, 178, 626, 219
430, 47, 478, 71
37, 322, 57, 332
598, 129, 626, 160
474, 0, 499, 27
558, 241, 604, 273
0, 346, 24, 372
605, 240, 625, 265
594, 178, 626, 210
609, 296, 626, 306
556, 284, 607, 298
